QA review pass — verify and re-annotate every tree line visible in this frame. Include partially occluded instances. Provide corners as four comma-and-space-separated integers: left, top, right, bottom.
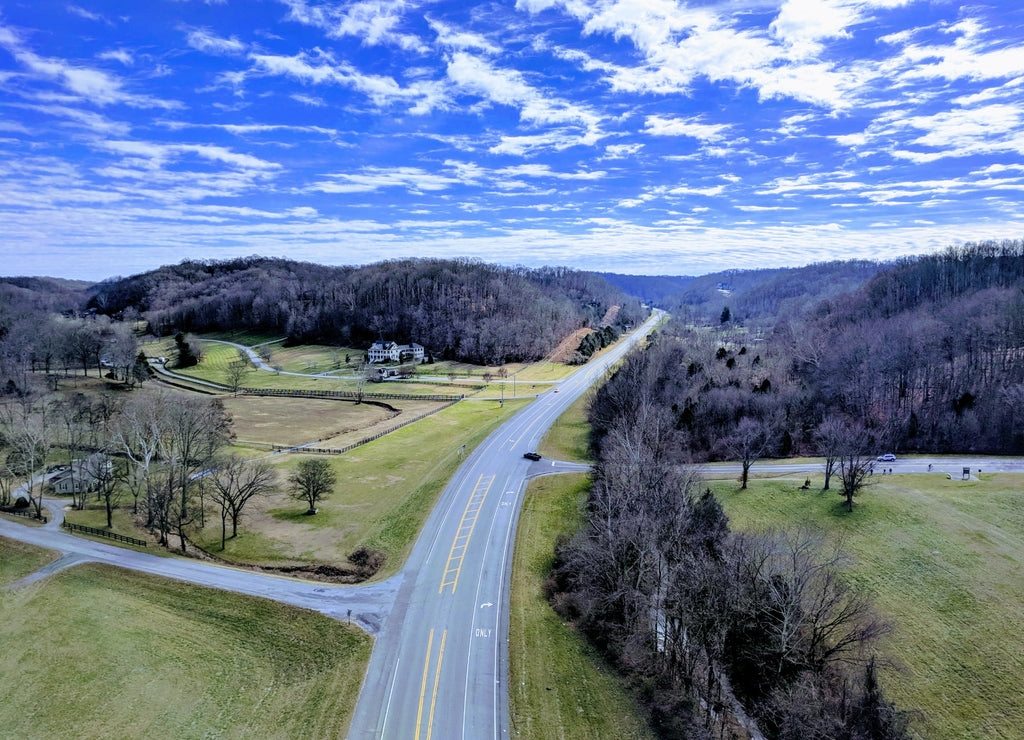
591, 242, 1024, 462
85, 257, 645, 366
550, 388, 908, 738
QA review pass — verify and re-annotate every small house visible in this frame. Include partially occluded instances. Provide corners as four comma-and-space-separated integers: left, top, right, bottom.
49, 454, 113, 495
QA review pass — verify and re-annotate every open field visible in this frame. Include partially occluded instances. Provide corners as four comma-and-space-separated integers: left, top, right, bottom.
0, 563, 371, 738
191, 398, 532, 577
711, 473, 1024, 740
0, 537, 57, 586
221, 395, 408, 449
509, 473, 655, 740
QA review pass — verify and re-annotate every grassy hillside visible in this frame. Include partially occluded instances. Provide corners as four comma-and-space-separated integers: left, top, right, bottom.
0, 563, 371, 739
711, 473, 1024, 740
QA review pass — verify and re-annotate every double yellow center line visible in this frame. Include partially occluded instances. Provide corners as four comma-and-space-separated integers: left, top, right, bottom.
438, 474, 493, 594
415, 628, 447, 740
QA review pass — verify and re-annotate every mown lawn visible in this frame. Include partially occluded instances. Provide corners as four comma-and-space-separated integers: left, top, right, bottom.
0, 564, 371, 739
509, 474, 655, 740
0, 536, 58, 586
711, 473, 1024, 740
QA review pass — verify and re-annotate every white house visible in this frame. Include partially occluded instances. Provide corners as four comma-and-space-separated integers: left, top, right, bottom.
368, 341, 425, 364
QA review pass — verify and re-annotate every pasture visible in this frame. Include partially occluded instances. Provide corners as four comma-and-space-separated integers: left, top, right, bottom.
0, 563, 371, 738
711, 473, 1024, 740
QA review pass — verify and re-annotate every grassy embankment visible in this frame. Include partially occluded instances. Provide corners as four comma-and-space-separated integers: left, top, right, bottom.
0, 536, 58, 586
0, 562, 371, 738
509, 393, 655, 739
710, 473, 1024, 740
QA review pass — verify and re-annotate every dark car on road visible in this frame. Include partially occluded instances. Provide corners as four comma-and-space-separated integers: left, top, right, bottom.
523, 452, 542, 461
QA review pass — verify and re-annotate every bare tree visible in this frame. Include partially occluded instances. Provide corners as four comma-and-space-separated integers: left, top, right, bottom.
837, 423, 875, 512
224, 349, 252, 395
84, 451, 121, 529
53, 394, 90, 509
816, 415, 847, 491
724, 416, 777, 490
112, 395, 163, 518
288, 458, 336, 515
6, 416, 50, 518
208, 455, 276, 549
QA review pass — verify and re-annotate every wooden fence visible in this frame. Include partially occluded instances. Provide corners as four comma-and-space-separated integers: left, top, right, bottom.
242, 387, 466, 403
273, 398, 463, 456
0, 507, 47, 523
62, 521, 147, 547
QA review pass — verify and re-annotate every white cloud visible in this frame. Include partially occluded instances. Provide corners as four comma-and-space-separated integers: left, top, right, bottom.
643, 115, 730, 142
602, 143, 643, 158
0, 24, 179, 109
281, 0, 428, 52
66, 5, 107, 22
428, 18, 499, 54
310, 166, 462, 193
446, 51, 602, 132
186, 28, 247, 55
247, 50, 449, 113
98, 48, 134, 66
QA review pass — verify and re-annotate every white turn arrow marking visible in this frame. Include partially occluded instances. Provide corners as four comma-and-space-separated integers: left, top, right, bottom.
480, 602, 494, 609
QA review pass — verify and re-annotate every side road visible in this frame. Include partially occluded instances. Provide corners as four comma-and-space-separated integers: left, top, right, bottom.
0, 498, 398, 634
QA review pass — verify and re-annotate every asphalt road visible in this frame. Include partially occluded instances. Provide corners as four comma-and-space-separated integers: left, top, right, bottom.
346, 311, 662, 740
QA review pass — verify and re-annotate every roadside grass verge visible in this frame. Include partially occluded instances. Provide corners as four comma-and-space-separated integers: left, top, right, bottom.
0, 536, 58, 586
711, 474, 1024, 740
537, 391, 594, 464
509, 473, 654, 740
0, 563, 371, 738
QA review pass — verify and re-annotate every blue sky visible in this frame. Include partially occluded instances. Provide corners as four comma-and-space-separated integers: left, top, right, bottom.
1, 0, 1023, 282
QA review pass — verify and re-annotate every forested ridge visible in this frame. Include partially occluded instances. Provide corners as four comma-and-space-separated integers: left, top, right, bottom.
547, 240, 1024, 738
85, 257, 645, 365
592, 241, 1024, 459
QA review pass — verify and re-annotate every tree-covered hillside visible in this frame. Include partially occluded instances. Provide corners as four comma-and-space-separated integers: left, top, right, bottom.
591, 240, 1024, 463
85, 257, 645, 365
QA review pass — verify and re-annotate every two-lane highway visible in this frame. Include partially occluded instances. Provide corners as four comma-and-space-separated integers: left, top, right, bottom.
348, 311, 661, 739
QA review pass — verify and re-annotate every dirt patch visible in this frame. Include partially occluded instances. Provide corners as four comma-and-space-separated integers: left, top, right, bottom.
223, 396, 396, 447
598, 304, 620, 327
548, 328, 594, 364
255, 546, 385, 583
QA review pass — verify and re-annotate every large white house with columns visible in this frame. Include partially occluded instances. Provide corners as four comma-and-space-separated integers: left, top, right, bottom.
368, 340, 425, 364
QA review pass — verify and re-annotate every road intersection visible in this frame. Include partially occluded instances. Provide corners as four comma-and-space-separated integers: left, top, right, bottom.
0, 311, 660, 739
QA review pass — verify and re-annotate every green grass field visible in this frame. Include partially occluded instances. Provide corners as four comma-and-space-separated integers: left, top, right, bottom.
711, 473, 1024, 740
0, 563, 371, 739
0, 537, 58, 586
191, 398, 532, 577
509, 473, 655, 740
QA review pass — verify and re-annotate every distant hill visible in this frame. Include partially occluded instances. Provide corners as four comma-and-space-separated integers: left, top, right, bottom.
595, 273, 695, 305
599, 260, 883, 323
84, 256, 646, 366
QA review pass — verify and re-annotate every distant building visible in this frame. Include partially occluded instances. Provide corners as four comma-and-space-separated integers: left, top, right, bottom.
368, 340, 425, 364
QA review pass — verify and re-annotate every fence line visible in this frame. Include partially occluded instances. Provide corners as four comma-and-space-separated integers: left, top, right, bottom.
242, 387, 466, 403
0, 507, 47, 523
62, 521, 147, 547
273, 398, 463, 456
